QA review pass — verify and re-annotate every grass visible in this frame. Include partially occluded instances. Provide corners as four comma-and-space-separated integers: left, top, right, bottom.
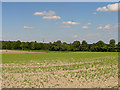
2, 52, 117, 63
2, 51, 118, 88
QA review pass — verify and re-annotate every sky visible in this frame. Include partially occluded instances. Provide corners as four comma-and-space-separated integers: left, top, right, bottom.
1, 0, 119, 2
2, 2, 119, 44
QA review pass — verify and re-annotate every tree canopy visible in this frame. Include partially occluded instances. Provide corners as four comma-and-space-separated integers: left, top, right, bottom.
1, 39, 119, 52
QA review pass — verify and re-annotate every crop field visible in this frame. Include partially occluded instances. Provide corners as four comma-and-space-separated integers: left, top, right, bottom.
2, 51, 118, 88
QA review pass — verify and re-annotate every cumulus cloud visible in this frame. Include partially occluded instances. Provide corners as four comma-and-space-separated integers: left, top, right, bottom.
73, 35, 78, 38
33, 10, 56, 16
97, 24, 111, 30
62, 21, 80, 25
42, 16, 61, 20
24, 26, 33, 29
33, 10, 61, 20
97, 26, 103, 30
96, 3, 120, 12
82, 26, 88, 29
104, 24, 111, 30
86, 22, 91, 25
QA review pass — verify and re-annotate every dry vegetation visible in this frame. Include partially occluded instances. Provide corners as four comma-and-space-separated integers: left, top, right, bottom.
1, 50, 46, 54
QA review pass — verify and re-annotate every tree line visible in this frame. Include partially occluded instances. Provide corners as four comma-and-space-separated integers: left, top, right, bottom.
1, 39, 120, 52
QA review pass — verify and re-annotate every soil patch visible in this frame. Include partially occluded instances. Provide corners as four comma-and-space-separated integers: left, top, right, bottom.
1, 50, 47, 54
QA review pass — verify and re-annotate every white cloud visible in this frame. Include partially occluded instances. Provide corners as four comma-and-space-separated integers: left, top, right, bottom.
42, 16, 61, 20
34, 11, 46, 16
97, 26, 103, 30
73, 35, 78, 38
86, 22, 91, 25
96, 3, 120, 12
62, 21, 80, 25
97, 24, 111, 30
82, 26, 88, 29
24, 26, 33, 29
93, 12, 97, 15
34, 10, 61, 20
33, 10, 56, 16
104, 24, 111, 30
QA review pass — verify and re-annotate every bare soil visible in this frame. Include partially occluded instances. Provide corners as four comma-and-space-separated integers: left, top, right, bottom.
1, 50, 46, 54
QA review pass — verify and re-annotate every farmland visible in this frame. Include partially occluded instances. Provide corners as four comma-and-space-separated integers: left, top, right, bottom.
2, 51, 118, 88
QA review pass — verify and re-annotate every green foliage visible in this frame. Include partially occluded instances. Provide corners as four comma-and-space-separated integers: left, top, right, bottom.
109, 39, 116, 52
1, 39, 119, 52
117, 42, 120, 52
71, 41, 80, 51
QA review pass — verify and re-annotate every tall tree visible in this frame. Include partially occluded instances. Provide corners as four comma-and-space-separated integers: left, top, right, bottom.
1, 40, 119, 52
117, 42, 120, 52
52, 40, 62, 51
71, 41, 80, 51
81, 40, 88, 51
61, 42, 70, 51
96, 40, 105, 52
90, 43, 96, 52
109, 39, 115, 52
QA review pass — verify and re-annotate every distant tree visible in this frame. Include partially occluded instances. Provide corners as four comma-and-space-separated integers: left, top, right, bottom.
61, 42, 70, 51
81, 40, 88, 51
12, 40, 21, 49
16, 40, 21, 49
48, 42, 53, 50
71, 41, 80, 51
44, 43, 49, 50
35, 43, 41, 50
101, 44, 108, 52
2, 41, 8, 50
96, 40, 105, 52
1, 39, 118, 52
90, 43, 96, 52
30, 42, 36, 50
2, 41, 11, 50
114, 45, 118, 52
117, 42, 120, 52
0, 41, 2, 49
23, 42, 30, 50
52, 40, 62, 51
109, 39, 116, 52
20, 42, 25, 50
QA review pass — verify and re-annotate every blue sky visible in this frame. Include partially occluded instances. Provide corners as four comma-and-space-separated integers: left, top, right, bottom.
2, 2, 118, 44
1, 0, 119, 2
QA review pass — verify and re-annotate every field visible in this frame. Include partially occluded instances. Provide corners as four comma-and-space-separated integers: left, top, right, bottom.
2, 50, 118, 88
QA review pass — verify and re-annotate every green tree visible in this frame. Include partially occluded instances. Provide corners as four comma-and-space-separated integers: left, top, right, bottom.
71, 41, 80, 51
52, 40, 62, 51
20, 42, 25, 50
30, 42, 36, 50
96, 40, 105, 52
117, 42, 120, 52
12, 40, 21, 49
109, 39, 115, 52
61, 42, 70, 51
81, 40, 88, 51
90, 43, 96, 52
